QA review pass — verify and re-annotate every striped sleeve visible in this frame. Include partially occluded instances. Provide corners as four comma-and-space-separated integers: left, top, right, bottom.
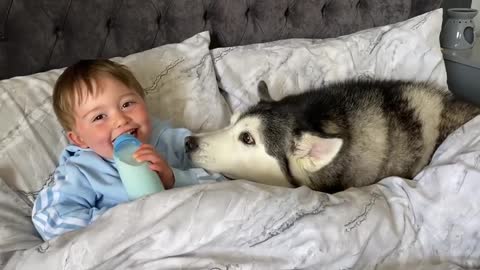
32, 165, 108, 240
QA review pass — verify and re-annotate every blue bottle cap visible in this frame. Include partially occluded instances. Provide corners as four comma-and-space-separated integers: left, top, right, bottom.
113, 133, 141, 152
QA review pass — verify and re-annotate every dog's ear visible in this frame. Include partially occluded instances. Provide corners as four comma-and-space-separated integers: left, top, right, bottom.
257, 80, 274, 102
292, 133, 343, 172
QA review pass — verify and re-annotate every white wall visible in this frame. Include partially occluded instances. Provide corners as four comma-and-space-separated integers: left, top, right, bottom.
472, 0, 480, 35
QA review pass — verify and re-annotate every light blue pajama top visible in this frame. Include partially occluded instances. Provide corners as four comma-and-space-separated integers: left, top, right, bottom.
32, 118, 224, 240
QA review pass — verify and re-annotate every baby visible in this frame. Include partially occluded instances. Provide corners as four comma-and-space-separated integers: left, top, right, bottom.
32, 59, 224, 241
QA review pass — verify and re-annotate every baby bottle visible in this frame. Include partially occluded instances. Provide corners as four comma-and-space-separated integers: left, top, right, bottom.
113, 134, 164, 200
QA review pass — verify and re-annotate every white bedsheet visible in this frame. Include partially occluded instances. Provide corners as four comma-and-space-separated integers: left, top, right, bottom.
4, 116, 480, 270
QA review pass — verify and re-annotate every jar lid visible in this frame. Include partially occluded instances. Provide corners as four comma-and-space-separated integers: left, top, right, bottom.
447, 8, 478, 19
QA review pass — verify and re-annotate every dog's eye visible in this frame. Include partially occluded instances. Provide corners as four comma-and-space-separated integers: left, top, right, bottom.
239, 132, 255, 145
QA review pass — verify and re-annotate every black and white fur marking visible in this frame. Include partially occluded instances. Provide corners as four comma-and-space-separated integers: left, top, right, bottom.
186, 80, 480, 193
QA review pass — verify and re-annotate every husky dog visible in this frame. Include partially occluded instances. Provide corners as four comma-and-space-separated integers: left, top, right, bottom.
185, 80, 480, 193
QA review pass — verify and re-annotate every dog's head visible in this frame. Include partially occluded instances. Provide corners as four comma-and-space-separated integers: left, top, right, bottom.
186, 81, 344, 188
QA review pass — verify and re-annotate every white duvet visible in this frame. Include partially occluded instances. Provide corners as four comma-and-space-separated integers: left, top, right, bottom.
4, 116, 480, 270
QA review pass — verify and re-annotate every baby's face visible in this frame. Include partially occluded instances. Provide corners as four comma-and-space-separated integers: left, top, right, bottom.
67, 75, 152, 159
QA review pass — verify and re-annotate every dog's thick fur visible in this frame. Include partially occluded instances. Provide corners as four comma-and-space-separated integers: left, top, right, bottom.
186, 80, 480, 192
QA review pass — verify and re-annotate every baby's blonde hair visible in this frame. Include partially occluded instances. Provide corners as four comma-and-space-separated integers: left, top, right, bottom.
53, 59, 145, 131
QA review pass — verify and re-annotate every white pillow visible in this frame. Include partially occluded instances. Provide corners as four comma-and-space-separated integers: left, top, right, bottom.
211, 9, 447, 112
0, 31, 230, 206
114, 31, 231, 131
0, 177, 42, 257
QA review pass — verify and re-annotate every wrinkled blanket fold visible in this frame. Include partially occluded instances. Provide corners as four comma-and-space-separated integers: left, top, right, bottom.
5, 116, 480, 270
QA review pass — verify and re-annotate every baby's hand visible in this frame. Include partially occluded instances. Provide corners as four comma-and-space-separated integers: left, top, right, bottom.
133, 144, 175, 189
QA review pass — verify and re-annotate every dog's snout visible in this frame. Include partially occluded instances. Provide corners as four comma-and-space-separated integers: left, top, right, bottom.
185, 136, 199, 152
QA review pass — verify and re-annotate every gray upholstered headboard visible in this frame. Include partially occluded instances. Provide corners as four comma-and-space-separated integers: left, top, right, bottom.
0, 0, 442, 80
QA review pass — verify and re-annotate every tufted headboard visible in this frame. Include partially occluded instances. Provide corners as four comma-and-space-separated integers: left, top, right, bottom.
0, 0, 442, 80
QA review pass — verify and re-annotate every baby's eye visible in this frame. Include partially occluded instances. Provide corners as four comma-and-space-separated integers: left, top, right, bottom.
92, 114, 106, 122
122, 101, 135, 109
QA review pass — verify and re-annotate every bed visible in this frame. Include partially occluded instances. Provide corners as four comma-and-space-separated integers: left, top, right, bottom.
2, 0, 480, 269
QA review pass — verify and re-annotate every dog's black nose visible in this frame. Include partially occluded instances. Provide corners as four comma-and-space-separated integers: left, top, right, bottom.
185, 136, 199, 152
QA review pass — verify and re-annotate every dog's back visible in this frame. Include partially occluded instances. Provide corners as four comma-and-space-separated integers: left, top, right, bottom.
250, 80, 480, 192
187, 80, 480, 193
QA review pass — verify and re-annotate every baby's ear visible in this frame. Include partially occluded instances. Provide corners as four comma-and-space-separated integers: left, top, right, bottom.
67, 131, 88, 148
292, 132, 343, 172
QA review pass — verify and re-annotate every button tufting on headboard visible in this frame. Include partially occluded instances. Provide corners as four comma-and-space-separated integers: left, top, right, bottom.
54, 27, 64, 40
321, 4, 328, 17
106, 18, 116, 29
244, 7, 250, 18
0, 0, 442, 79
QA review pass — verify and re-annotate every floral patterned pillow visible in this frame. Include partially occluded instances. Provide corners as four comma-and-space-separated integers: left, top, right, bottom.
211, 9, 447, 112
0, 31, 230, 206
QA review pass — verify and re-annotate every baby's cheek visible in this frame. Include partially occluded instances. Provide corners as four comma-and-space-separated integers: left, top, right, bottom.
96, 137, 115, 158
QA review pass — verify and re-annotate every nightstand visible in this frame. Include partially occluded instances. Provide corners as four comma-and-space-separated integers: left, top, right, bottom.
442, 39, 480, 106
